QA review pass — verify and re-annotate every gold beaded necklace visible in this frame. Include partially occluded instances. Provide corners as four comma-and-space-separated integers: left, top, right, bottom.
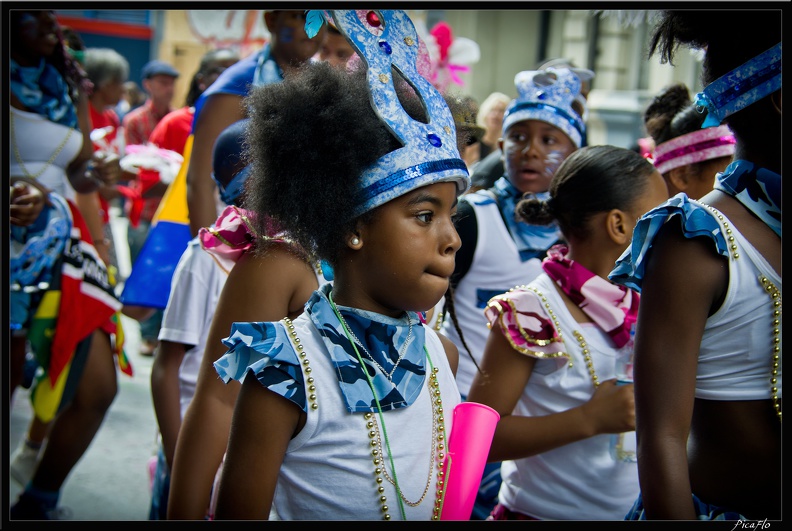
328, 294, 448, 520
10, 111, 75, 180
519, 285, 600, 388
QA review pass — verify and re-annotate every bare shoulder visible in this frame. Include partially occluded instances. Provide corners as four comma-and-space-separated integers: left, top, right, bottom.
436, 330, 459, 376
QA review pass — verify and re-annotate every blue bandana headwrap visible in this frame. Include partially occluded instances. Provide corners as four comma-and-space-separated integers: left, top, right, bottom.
502, 66, 592, 148
695, 42, 782, 128
211, 119, 251, 206
327, 10, 470, 218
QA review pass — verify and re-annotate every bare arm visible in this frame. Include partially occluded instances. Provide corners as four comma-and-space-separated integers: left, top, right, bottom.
467, 322, 635, 463
150, 340, 189, 469
186, 94, 246, 237
74, 191, 111, 266
214, 376, 301, 520
632, 222, 725, 519
167, 246, 318, 519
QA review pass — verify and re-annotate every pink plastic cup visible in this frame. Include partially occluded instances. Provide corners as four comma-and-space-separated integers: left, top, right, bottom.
440, 401, 500, 520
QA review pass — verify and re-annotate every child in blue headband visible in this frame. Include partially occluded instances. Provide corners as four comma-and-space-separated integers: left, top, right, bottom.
610, 10, 781, 521
211, 10, 471, 520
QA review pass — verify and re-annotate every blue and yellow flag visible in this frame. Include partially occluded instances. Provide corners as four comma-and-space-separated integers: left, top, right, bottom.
119, 137, 193, 309
120, 48, 270, 309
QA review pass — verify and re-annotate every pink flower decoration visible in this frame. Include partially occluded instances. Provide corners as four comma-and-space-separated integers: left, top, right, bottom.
198, 206, 259, 273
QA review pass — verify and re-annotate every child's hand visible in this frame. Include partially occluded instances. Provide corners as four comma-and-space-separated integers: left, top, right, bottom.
92, 151, 121, 186
10, 181, 45, 227
582, 379, 636, 435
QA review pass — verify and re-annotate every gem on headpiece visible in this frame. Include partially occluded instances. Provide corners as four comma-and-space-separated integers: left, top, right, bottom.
330, 10, 470, 218
693, 41, 781, 128
378, 41, 392, 55
366, 11, 381, 27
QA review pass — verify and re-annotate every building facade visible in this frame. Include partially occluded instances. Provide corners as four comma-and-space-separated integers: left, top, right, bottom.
54, 9, 716, 148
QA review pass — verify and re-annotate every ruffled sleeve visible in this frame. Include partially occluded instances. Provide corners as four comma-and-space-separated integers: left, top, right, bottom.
484, 287, 567, 359
609, 194, 731, 292
213, 320, 309, 412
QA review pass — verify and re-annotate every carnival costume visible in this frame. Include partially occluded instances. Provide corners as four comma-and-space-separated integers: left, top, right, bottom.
611, 41, 782, 520
214, 10, 472, 520
484, 245, 640, 519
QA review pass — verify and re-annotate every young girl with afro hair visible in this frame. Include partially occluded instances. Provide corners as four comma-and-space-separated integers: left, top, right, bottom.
212, 10, 476, 520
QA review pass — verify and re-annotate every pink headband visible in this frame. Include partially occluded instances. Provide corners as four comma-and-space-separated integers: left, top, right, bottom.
652, 125, 735, 175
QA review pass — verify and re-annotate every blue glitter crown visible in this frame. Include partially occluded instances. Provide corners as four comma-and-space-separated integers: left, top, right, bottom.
503, 66, 592, 148
329, 10, 470, 217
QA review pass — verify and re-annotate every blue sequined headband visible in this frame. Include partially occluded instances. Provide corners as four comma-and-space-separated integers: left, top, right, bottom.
316, 10, 470, 217
695, 42, 782, 128
503, 67, 592, 148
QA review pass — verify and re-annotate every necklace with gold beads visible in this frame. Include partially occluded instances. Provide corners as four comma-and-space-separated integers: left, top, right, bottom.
329, 293, 448, 520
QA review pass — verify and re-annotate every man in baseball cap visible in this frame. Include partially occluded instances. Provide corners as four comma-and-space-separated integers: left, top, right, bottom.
141, 59, 180, 80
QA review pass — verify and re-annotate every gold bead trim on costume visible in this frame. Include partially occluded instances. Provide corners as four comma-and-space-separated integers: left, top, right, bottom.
700, 202, 781, 422
282, 317, 318, 411
11, 112, 75, 180
521, 286, 600, 387
700, 202, 740, 260
759, 275, 782, 422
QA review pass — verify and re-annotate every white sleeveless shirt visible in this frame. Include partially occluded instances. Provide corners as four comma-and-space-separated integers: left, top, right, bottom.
271, 313, 462, 520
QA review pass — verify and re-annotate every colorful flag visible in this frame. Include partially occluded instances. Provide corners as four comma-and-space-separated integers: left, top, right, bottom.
119, 136, 193, 309
120, 49, 263, 309
28, 199, 124, 421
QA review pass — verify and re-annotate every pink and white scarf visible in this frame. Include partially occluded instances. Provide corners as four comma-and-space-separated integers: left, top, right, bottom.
541, 244, 639, 348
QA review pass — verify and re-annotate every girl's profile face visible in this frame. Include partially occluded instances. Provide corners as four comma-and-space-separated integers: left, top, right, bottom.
624, 169, 669, 244
501, 120, 577, 195
354, 182, 461, 316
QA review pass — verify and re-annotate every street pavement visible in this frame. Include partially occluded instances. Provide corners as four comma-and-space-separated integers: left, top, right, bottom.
7, 211, 160, 521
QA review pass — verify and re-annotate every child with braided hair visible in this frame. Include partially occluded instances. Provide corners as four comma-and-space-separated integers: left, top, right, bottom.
467, 145, 668, 520
643, 82, 735, 200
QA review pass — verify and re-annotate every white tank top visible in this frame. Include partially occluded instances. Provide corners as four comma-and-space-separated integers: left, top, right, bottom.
694, 204, 782, 400
272, 313, 462, 520
496, 274, 640, 520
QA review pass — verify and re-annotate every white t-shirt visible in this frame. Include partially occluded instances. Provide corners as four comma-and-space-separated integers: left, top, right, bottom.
159, 236, 228, 418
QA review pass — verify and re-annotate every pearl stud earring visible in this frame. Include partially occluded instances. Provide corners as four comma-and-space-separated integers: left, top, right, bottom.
351, 237, 360, 246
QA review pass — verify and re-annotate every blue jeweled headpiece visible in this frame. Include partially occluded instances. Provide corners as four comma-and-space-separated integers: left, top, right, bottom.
695, 42, 782, 128
325, 10, 470, 217
502, 66, 593, 148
